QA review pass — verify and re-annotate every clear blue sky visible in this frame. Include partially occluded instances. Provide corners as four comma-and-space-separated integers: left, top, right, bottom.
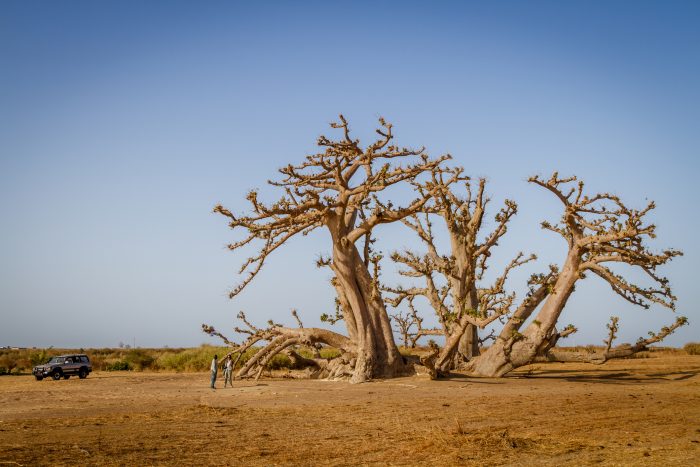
1, 1, 698, 348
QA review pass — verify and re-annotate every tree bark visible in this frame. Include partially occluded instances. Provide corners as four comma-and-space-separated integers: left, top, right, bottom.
457, 324, 479, 360
464, 252, 579, 377
332, 239, 407, 383
432, 291, 479, 374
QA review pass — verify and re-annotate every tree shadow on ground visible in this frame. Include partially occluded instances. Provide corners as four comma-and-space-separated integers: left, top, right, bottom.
438, 375, 505, 384
511, 368, 700, 384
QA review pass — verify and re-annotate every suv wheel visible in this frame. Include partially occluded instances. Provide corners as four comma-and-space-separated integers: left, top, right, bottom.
52, 370, 62, 380
35, 375, 44, 381
78, 368, 88, 379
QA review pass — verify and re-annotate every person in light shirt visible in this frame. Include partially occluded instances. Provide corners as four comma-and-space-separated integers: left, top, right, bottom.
223, 355, 233, 388
210, 354, 218, 390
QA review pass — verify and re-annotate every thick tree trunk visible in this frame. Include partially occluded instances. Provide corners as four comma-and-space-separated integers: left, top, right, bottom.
534, 333, 675, 364
457, 324, 479, 360
464, 253, 580, 377
461, 338, 513, 377
432, 297, 479, 375
332, 240, 408, 383
436, 248, 480, 373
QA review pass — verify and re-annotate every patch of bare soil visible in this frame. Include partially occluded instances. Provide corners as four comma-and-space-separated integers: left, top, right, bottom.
1, 355, 699, 466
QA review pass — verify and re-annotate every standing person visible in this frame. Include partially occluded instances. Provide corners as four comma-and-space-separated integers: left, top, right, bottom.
223, 355, 233, 388
210, 354, 218, 390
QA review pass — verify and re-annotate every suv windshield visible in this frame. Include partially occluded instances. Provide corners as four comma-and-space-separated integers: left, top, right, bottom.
48, 357, 64, 364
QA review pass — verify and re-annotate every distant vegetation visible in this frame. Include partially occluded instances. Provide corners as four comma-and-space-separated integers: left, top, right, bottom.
0, 344, 694, 376
0, 345, 342, 375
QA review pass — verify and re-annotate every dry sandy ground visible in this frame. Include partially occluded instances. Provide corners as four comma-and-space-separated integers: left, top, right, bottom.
0, 354, 699, 466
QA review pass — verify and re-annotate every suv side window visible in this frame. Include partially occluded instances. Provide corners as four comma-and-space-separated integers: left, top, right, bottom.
80, 356, 89, 363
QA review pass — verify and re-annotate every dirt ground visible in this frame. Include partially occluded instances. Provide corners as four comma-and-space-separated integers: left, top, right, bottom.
1, 354, 699, 466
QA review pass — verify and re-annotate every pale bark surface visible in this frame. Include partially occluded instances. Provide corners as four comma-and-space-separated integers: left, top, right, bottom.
534, 315, 688, 364
205, 116, 451, 382
389, 172, 686, 378
385, 174, 536, 375
463, 173, 686, 376
205, 121, 687, 381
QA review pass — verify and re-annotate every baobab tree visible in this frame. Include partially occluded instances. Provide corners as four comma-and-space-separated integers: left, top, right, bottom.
464, 173, 687, 376
389, 296, 443, 348
405, 172, 686, 377
205, 116, 453, 383
385, 169, 535, 374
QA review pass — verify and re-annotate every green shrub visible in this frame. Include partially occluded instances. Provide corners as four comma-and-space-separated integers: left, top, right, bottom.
29, 349, 52, 366
155, 351, 197, 372
267, 354, 292, 370
684, 342, 700, 355
153, 345, 230, 372
0, 353, 18, 374
106, 360, 130, 371
125, 349, 155, 370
